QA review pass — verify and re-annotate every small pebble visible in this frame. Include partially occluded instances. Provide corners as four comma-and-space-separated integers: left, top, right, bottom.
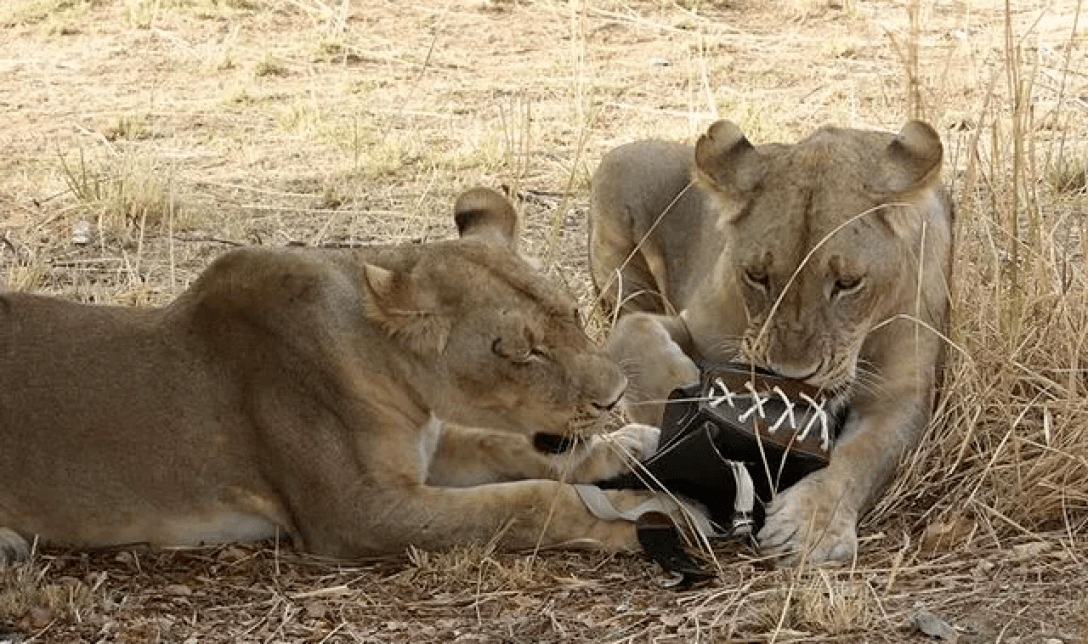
72, 220, 92, 245
910, 609, 957, 641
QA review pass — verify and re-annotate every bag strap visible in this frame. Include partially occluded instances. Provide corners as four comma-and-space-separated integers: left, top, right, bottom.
574, 456, 756, 539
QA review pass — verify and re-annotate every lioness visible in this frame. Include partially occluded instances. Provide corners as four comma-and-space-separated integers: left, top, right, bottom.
590, 120, 953, 563
0, 187, 669, 563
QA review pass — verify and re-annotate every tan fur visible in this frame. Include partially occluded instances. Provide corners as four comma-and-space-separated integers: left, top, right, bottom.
0, 187, 669, 563
590, 121, 953, 563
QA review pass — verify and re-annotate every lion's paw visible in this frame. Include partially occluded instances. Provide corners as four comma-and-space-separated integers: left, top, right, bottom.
568, 424, 660, 483
0, 528, 29, 566
757, 472, 858, 565
606, 314, 699, 426
607, 423, 661, 461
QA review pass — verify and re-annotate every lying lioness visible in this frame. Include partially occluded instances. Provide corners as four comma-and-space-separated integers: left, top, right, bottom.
0, 187, 667, 563
590, 121, 953, 563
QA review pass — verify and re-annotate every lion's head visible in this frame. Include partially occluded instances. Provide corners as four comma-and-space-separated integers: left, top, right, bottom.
685, 120, 953, 399
359, 187, 627, 439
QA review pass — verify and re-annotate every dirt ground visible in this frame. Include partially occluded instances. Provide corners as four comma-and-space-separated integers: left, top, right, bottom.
1, 0, 1087, 642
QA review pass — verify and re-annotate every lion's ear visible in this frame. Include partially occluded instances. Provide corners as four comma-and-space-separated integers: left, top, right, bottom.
873, 121, 945, 239
693, 120, 767, 197
453, 187, 518, 249
878, 120, 943, 193
361, 263, 450, 356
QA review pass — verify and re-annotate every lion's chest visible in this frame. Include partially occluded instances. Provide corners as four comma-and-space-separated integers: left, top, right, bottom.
417, 414, 443, 472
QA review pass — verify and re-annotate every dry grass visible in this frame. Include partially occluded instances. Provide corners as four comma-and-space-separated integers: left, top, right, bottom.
2, 0, 1088, 641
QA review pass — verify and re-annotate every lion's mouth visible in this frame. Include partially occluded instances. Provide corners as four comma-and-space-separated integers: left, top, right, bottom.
532, 433, 582, 454
800, 374, 856, 425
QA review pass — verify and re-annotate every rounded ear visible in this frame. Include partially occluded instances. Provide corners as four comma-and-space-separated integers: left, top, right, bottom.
361, 263, 399, 307
361, 263, 449, 356
693, 120, 767, 196
877, 120, 943, 193
453, 187, 518, 248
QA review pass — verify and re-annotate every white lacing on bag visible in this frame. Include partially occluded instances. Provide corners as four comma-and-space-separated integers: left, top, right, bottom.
706, 377, 832, 450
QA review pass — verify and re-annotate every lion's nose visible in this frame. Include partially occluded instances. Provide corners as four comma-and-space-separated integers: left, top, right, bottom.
591, 373, 627, 412
770, 359, 823, 382
591, 390, 623, 413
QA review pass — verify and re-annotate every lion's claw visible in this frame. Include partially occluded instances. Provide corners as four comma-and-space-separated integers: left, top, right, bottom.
757, 473, 858, 565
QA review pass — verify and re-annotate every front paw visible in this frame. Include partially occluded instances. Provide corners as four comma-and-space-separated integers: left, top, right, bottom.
607, 422, 661, 461
569, 424, 660, 482
756, 472, 858, 565
606, 314, 699, 426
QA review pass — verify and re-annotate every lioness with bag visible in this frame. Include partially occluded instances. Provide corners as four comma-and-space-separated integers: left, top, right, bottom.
591, 120, 953, 563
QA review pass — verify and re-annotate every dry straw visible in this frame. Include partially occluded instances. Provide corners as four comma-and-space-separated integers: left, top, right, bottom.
874, 0, 1088, 555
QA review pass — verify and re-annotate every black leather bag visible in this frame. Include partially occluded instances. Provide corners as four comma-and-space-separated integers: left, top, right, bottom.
600, 363, 843, 535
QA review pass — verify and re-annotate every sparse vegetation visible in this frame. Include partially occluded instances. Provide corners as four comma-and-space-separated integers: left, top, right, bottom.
751, 573, 877, 636
57, 148, 181, 242
103, 114, 153, 142
0, 555, 104, 630
254, 54, 290, 78
1050, 158, 1088, 196
0, 0, 98, 27
1, 0, 1086, 641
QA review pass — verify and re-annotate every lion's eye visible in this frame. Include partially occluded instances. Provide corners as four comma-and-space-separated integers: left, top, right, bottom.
833, 275, 864, 297
492, 337, 547, 364
511, 347, 548, 365
744, 268, 770, 291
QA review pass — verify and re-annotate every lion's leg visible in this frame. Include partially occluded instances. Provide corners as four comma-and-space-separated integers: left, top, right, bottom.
758, 383, 932, 564
311, 481, 673, 556
426, 423, 660, 487
589, 212, 671, 317
606, 313, 700, 427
